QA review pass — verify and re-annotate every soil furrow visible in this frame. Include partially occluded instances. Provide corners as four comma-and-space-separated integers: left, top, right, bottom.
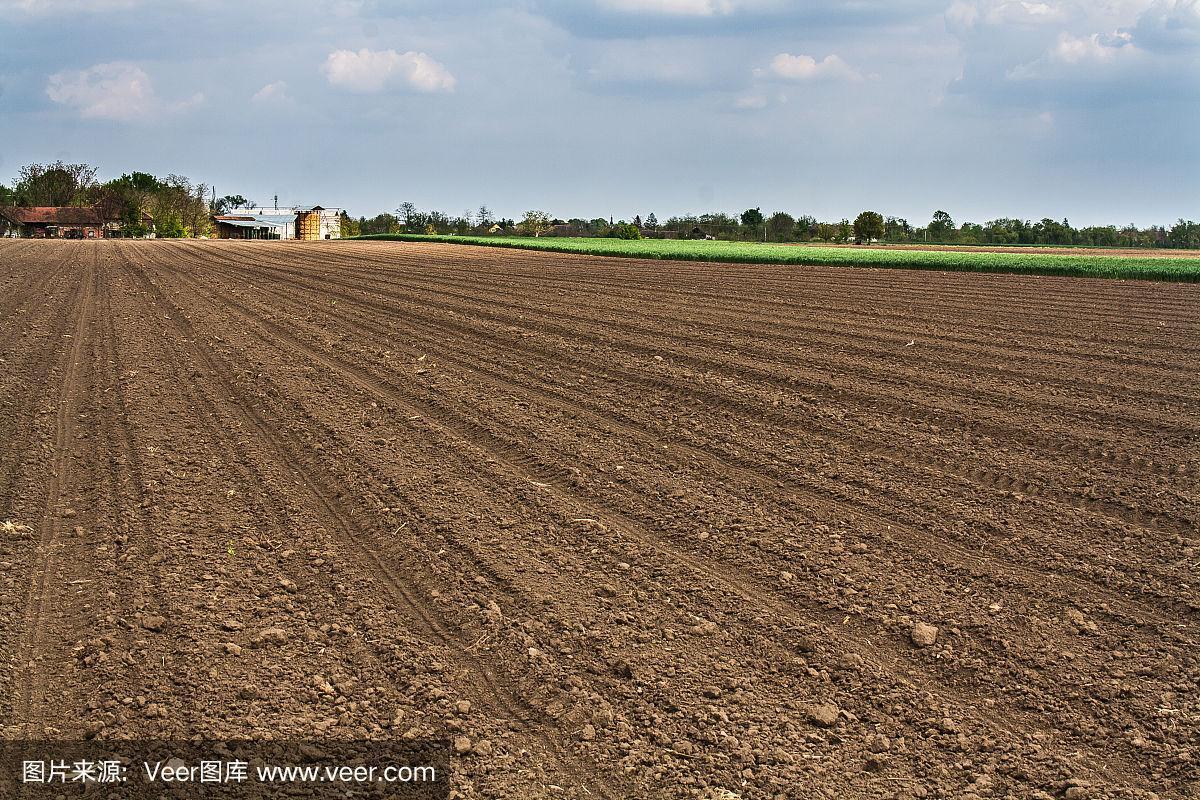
5, 240, 1197, 799
138, 246, 1191, 787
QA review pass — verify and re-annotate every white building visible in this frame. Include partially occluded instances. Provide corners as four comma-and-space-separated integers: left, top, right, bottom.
241, 206, 340, 237
214, 206, 343, 240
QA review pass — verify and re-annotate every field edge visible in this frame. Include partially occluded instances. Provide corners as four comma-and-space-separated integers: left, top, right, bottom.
349, 233, 1200, 282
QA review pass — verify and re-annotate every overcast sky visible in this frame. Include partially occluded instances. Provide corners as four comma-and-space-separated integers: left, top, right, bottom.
0, 0, 1197, 226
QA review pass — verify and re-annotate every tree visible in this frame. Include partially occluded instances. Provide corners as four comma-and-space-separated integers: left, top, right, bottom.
884, 216, 911, 242
928, 210, 955, 241
794, 215, 817, 241
607, 223, 641, 240
14, 161, 97, 206
359, 213, 400, 235
853, 211, 885, 244
766, 212, 796, 242
215, 194, 249, 214
837, 219, 852, 243
1168, 219, 1200, 249
397, 202, 419, 231
87, 171, 162, 235
339, 211, 361, 238
157, 213, 186, 238
476, 205, 493, 227
645, 212, 658, 229
958, 222, 984, 244
425, 210, 451, 234
815, 222, 838, 242
144, 174, 210, 237
740, 207, 764, 228
519, 210, 551, 237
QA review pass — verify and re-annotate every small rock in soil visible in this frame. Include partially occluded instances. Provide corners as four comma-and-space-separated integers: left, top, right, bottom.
1065, 608, 1099, 634
911, 622, 939, 647
250, 628, 289, 647
807, 702, 840, 727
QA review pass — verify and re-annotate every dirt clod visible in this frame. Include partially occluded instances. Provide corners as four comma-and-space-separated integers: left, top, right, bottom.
249, 628, 289, 647
911, 622, 939, 647
807, 703, 840, 727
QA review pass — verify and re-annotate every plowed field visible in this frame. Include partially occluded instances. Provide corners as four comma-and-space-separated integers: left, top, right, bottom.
1, 239, 1197, 799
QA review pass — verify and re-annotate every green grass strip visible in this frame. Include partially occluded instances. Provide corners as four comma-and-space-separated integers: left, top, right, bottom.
349, 234, 1200, 282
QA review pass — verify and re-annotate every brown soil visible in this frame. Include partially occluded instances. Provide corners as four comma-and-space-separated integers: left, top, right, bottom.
1, 239, 1197, 799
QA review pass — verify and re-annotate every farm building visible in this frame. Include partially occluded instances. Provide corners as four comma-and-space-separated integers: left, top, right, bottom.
0, 206, 152, 238
212, 206, 342, 240
212, 213, 297, 240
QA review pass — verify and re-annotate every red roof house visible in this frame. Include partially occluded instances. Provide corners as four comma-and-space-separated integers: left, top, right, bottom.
0, 206, 151, 238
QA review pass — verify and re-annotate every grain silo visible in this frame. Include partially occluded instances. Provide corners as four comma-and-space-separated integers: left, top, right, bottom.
296, 206, 323, 240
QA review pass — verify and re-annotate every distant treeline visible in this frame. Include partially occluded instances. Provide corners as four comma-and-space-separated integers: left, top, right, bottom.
347, 204, 1200, 249
8, 165, 1191, 249
0, 160, 215, 238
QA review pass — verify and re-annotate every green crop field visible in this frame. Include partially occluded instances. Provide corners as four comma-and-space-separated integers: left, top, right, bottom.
351, 234, 1200, 282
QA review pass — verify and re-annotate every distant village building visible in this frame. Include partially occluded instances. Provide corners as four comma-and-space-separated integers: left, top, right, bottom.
0, 206, 152, 238
212, 206, 342, 240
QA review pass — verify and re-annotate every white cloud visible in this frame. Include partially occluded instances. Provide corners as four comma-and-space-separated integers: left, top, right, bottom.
1001, 1, 1068, 22
1051, 29, 1133, 62
763, 53, 862, 81
252, 80, 291, 103
323, 48, 456, 93
942, 0, 1193, 106
945, 0, 981, 29
46, 61, 201, 120
945, 0, 1071, 31
598, 0, 736, 15
1127, 0, 1200, 52
1007, 29, 1138, 76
